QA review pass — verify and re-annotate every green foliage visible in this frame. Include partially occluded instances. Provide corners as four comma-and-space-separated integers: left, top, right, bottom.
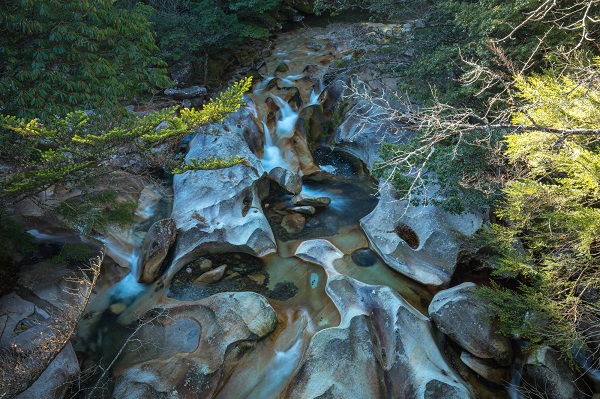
142, 0, 283, 67
54, 191, 137, 234
48, 243, 94, 265
477, 63, 600, 356
375, 128, 505, 213
172, 156, 247, 174
0, 77, 252, 203
0, 0, 171, 121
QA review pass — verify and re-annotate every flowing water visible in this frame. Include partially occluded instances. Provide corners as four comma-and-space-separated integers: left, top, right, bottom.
73, 24, 510, 399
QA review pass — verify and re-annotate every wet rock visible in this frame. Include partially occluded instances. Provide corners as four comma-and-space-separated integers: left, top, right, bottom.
292, 240, 473, 399
460, 352, 509, 385
281, 213, 306, 235
291, 194, 331, 207
268, 166, 302, 194
193, 264, 227, 284
169, 108, 276, 275
247, 274, 266, 285
164, 85, 207, 100
296, 104, 329, 143
351, 248, 378, 267
113, 292, 277, 398
523, 346, 586, 399
290, 206, 316, 215
15, 343, 80, 399
361, 181, 482, 286
199, 259, 213, 272
429, 283, 513, 366
139, 218, 177, 284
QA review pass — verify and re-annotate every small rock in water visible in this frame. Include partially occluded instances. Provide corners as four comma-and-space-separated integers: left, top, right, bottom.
291, 194, 331, 207
224, 272, 240, 281
109, 303, 127, 315
290, 206, 316, 215
185, 267, 192, 274
193, 265, 227, 284
281, 213, 306, 235
351, 248, 378, 267
248, 274, 267, 285
268, 167, 302, 195
199, 259, 213, 272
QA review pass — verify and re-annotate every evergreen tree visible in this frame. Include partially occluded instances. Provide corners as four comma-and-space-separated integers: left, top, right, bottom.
0, 0, 171, 121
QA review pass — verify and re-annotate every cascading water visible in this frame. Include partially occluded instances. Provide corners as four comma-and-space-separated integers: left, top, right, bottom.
261, 121, 289, 171
272, 95, 299, 138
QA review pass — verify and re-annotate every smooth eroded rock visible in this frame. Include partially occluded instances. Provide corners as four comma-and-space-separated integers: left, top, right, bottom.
291, 194, 331, 207
291, 239, 473, 399
361, 181, 482, 286
268, 166, 302, 194
193, 264, 227, 284
113, 292, 278, 398
429, 282, 513, 366
169, 108, 276, 275
139, 218, 177, 283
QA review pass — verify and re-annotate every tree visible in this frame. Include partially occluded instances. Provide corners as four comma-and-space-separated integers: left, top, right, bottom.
0, 0, 171, 121
0, 77, 253, 205
325, 0, 600, 362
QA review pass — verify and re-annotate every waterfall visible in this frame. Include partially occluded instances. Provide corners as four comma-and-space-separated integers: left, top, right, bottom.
98, 236, 145, 299
243, 310, 311, 399
273, 95, 299, 138
309, 80, 324, 105
261, 121, 289, 172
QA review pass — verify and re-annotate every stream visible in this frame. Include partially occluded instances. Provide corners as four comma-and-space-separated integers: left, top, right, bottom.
73, 23, 511, 399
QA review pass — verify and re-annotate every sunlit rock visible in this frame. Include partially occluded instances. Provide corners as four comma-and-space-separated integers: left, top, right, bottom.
170, 109, 276, 274
361, 181, 482, 287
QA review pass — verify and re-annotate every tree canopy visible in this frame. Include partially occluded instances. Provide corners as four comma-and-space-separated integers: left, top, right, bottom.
0, 0, 171, 121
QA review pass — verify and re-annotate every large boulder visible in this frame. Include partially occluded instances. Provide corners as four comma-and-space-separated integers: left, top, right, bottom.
112, 292, 278, 398
429, 283, 513, 366
15, 343, 80, 399
268, 166, 302, 195
169, 109, 276, 274
328, 76, 411, 169
360, 181, 482, 286
138, 218, 177, 283
523, 346, 586, 399
290, 239, 473, 399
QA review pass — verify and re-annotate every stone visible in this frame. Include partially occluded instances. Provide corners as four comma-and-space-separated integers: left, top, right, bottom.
351, 248, 378, 267
281, 213, 306, 235
15, 343, 80, 399
428, 283, 513, 366
193, 265, 227, 284
291, 194, 331, 207
138, 218, 177, 283
163, 85, 207, 100
247, 274, 266, 285
199, 259, 213, 272
0, 293, 35, 345
169, 108, 276, 276
169, 61, 193, 87
109, 303, 127, 315
113, 292, 278, 398
460, 352, 509, 385
268, 166, 302, 194
523, 346, 586, 399
290, 239, 473, 399
290, 206, 316, 215
361, 181, 482, 286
